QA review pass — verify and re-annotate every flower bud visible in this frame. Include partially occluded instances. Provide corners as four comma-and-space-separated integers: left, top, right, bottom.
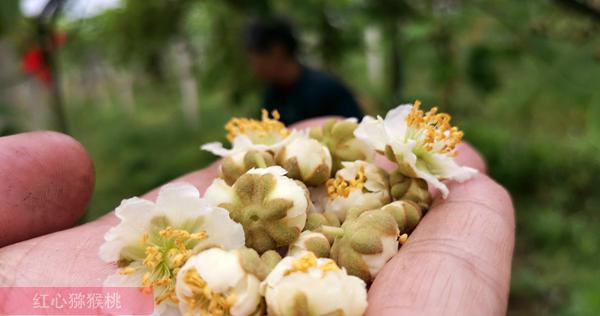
309, 118, 375, 172
330, 208, 399, 283
276, 135, 332, 186
389, 169, 432, 208
381, 200, 424, 234
220, 150, 275, 185
176, 247, 266, 316
261, 250, 283, 272
289, 231, 331, 258
261, 251, 367, 316
305, 212, 340, 231
204, 166, 309, 254
325, 161, 391, 221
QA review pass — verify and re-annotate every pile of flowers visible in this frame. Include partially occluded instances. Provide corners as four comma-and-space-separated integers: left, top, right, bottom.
99, 101, 477, 315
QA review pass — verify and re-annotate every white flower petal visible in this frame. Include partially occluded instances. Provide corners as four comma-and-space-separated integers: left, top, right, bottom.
262, 252, 367, 316
354, 116, 389, 151
382, 104, 412, 137
361, 234, 398, 277
246, 165, 288, 176
204, 178, 236, 206
155, 183, 209, 227
196, 206, 245, 251
177, 249, 261, 316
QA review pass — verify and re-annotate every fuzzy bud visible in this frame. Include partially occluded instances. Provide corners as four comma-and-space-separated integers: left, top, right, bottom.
389, 169, 432, 208
330, 208, 399, 283
261, 250, 283, 272
309, 118, 375, 172
289, 231, 331, 258
220, 150, 275, 185
204, 166, 309, 254
381, 200, 424, 234
276, 135, 332, 186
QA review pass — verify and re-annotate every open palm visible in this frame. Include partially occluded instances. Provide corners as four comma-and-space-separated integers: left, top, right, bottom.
0, 118, 514, 316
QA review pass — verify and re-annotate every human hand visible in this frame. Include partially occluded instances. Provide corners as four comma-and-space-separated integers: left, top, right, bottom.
0, 117, 514, 316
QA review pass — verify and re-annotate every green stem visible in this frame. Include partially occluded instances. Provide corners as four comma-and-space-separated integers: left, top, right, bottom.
253, 154, 267, 168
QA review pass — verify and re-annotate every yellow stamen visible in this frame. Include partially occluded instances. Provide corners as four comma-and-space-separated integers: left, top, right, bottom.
320, 260, 340, 272
405, 100, 463, 155
327, 166, 367, 199
181, 267, 234, 316
285, 252, 318, 276
119, 266, 136, 275
225, 109, 288, 143
399, 233, 408, 245
139, 227, 209, 306
284, 252, 340, 277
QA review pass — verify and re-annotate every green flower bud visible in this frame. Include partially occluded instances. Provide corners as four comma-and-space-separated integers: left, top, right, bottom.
381, 200, 424, 234
220, 150, 275, 185
330, 208, 399, 283
305, 212, 340, 231
261, 250, 283, 273
204, 166, 309, 254
389, 169, 432, 208
276, 135, 332, 186
289, 231, 331, 258
309, 118, 375, 172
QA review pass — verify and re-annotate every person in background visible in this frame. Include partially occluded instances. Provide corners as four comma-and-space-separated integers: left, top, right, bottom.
243, 17, 363, 124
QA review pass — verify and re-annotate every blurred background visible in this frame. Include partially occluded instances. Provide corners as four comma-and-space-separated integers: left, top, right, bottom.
1, 0, 599, 314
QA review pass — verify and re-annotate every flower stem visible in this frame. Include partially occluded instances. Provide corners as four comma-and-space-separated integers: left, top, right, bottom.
253, 154, 267, 168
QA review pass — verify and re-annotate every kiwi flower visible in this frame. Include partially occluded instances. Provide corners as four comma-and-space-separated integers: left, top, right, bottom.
354, 100, 477, 198
288, 230, 331, 258
260, 251, 368, 316
276, 134, 332, 186
99, 182, 245, 314
204, 166, 308, 253
325, 160, 391, 221
175, 247, 268, 316
202, 109, 295, 157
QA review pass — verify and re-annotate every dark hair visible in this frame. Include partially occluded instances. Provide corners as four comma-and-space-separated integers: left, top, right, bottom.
243, 17, 298, 56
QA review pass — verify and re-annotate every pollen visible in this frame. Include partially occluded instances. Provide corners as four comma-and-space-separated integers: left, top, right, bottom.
405, 100, 464, 155
327, 166, 367, 199
284, 252, 340, 276
181, 267, 235, 316
285, 252, 318, 276
398, 233, 408, 245
225, 109, 288, 143
139, 227, 209, 305
319, 260, 340, 272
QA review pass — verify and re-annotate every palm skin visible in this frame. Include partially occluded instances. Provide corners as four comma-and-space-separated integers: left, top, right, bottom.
0, 117, 514, 316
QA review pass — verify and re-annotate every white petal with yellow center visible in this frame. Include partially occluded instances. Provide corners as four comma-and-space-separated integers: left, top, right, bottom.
176, 248, 262, 316
201, 110, 295, 157
261, 251, 367, 316
354, 101, 477, 198
325, 160, 390, 221
99, 182, 245, 314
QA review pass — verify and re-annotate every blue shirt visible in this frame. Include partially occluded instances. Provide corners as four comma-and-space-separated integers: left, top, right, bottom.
263, 65, 363, 124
